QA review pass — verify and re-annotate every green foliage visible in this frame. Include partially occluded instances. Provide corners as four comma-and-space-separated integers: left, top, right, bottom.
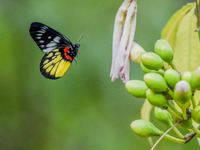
1, 0, 199, 150
127, 1, 200, 149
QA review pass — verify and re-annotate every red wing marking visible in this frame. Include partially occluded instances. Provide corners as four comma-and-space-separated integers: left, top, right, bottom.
64, 47, 70, 52
63, 47, 73, 61
65, 55, 73, 61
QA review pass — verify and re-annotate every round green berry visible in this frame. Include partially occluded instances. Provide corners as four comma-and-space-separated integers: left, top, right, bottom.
154, 107, 173, 127
164, 69, 180, 88
154, 39, 173, 63
192, 106, 200, 124
174, 80, 192, 105
141, 52, 163, 70
126, 80, 148, 98
190, 67, 200, 91
131, 119, 164, 138
146, 89, 168, 108
144, 73, 168, 92
181, 71, 192, 83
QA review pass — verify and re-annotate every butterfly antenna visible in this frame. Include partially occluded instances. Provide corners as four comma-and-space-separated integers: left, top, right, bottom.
77, 34, 83, 44
74, 59, 78, 66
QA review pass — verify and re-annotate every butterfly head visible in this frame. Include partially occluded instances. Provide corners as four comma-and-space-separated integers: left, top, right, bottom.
74, 44, 80, 52
75, 44, 80, 48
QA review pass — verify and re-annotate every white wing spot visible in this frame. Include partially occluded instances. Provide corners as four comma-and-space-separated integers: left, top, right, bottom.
43, 26, 48, 30
46, 42, 57, 47
39, 40, 44, 43
36, 34, 42, 36
40, 45, 44, 48
36, 37, 41, 39
48, 36, 51, 39
37, 30, 45, 33
52, 56, 56, 59
43, 47, 56, 53
53, 37, 61, 43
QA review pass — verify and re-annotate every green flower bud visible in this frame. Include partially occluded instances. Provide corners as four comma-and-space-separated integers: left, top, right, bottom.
154, 39, 173, 63
181, 71, 192, 83
140, 63, 164, 76
190, 67, 200, 91
141, 52, 163, 70
140, 62, 150, 74
131, 119, 164, 138
174, 80, 192, 105
146, 89, 168, 108
154, 107, 173, 127
157, 69, 165, 76
164, 69, 180, 88
144, 73, 168, 92
126, 80, 148, 98
178, 118, 193, 129
192, 105, 200, 124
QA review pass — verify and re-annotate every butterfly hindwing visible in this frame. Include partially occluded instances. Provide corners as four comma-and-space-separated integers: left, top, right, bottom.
40, 49, 71, 79
29, 22, 73, 53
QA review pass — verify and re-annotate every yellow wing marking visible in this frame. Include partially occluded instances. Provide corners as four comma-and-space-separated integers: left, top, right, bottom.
55, 59, 65, 77
60, 61, 71, 77
46, 53, 53, 58
50, 62, 60, 76
55, 60, 71, 78
51, 56, 62, 64
55, 52, 61, 55
43, 61, 53, 69
52, 49, 59, 52
43, 59, 49, 65
46, 65, 53, 73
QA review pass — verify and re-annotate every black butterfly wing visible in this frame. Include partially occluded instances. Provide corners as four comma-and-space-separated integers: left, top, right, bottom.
29, 22, 73, 54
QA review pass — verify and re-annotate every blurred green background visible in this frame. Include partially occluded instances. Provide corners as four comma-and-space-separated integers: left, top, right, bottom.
0, 0, 199, 149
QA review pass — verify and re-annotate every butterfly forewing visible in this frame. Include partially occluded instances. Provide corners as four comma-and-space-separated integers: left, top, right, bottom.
29, 22, 73, 53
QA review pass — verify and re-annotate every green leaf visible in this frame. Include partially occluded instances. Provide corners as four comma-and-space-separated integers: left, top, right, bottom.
140, 99, 153, 146
162, 3, 200, 72
174, 6, 200, 72
161, 3, 194, 49
141, 99, 152, 120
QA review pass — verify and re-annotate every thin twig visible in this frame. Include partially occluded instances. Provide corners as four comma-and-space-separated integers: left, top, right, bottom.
185, 125, 200, 143
151, 122, 180, 150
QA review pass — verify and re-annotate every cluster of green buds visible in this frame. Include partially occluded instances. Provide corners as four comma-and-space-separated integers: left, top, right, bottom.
126, 39, 200, 145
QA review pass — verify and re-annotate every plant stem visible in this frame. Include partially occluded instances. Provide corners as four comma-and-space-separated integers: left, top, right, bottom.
168, 89, 183, 109
182, 106, 187, 120
192, 125, 200, 135
195, 0, 200, 31
167, 101, 183, 119
169, 60, 179, 72
164, 134, 185, 143
172, 127, 185, 139
151, 122, 185, 150
167, 107, 182, 120
185, 125, 200, 143
191, 94, 196, 109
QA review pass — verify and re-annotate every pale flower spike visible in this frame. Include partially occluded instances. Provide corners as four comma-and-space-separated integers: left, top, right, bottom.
110, 0, 142, 83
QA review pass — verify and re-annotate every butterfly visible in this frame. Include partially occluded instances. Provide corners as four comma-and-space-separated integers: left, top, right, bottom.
29, 22, 80, 79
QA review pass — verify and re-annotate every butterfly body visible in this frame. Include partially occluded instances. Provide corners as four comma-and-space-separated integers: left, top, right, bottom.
29, 22, 79, 79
